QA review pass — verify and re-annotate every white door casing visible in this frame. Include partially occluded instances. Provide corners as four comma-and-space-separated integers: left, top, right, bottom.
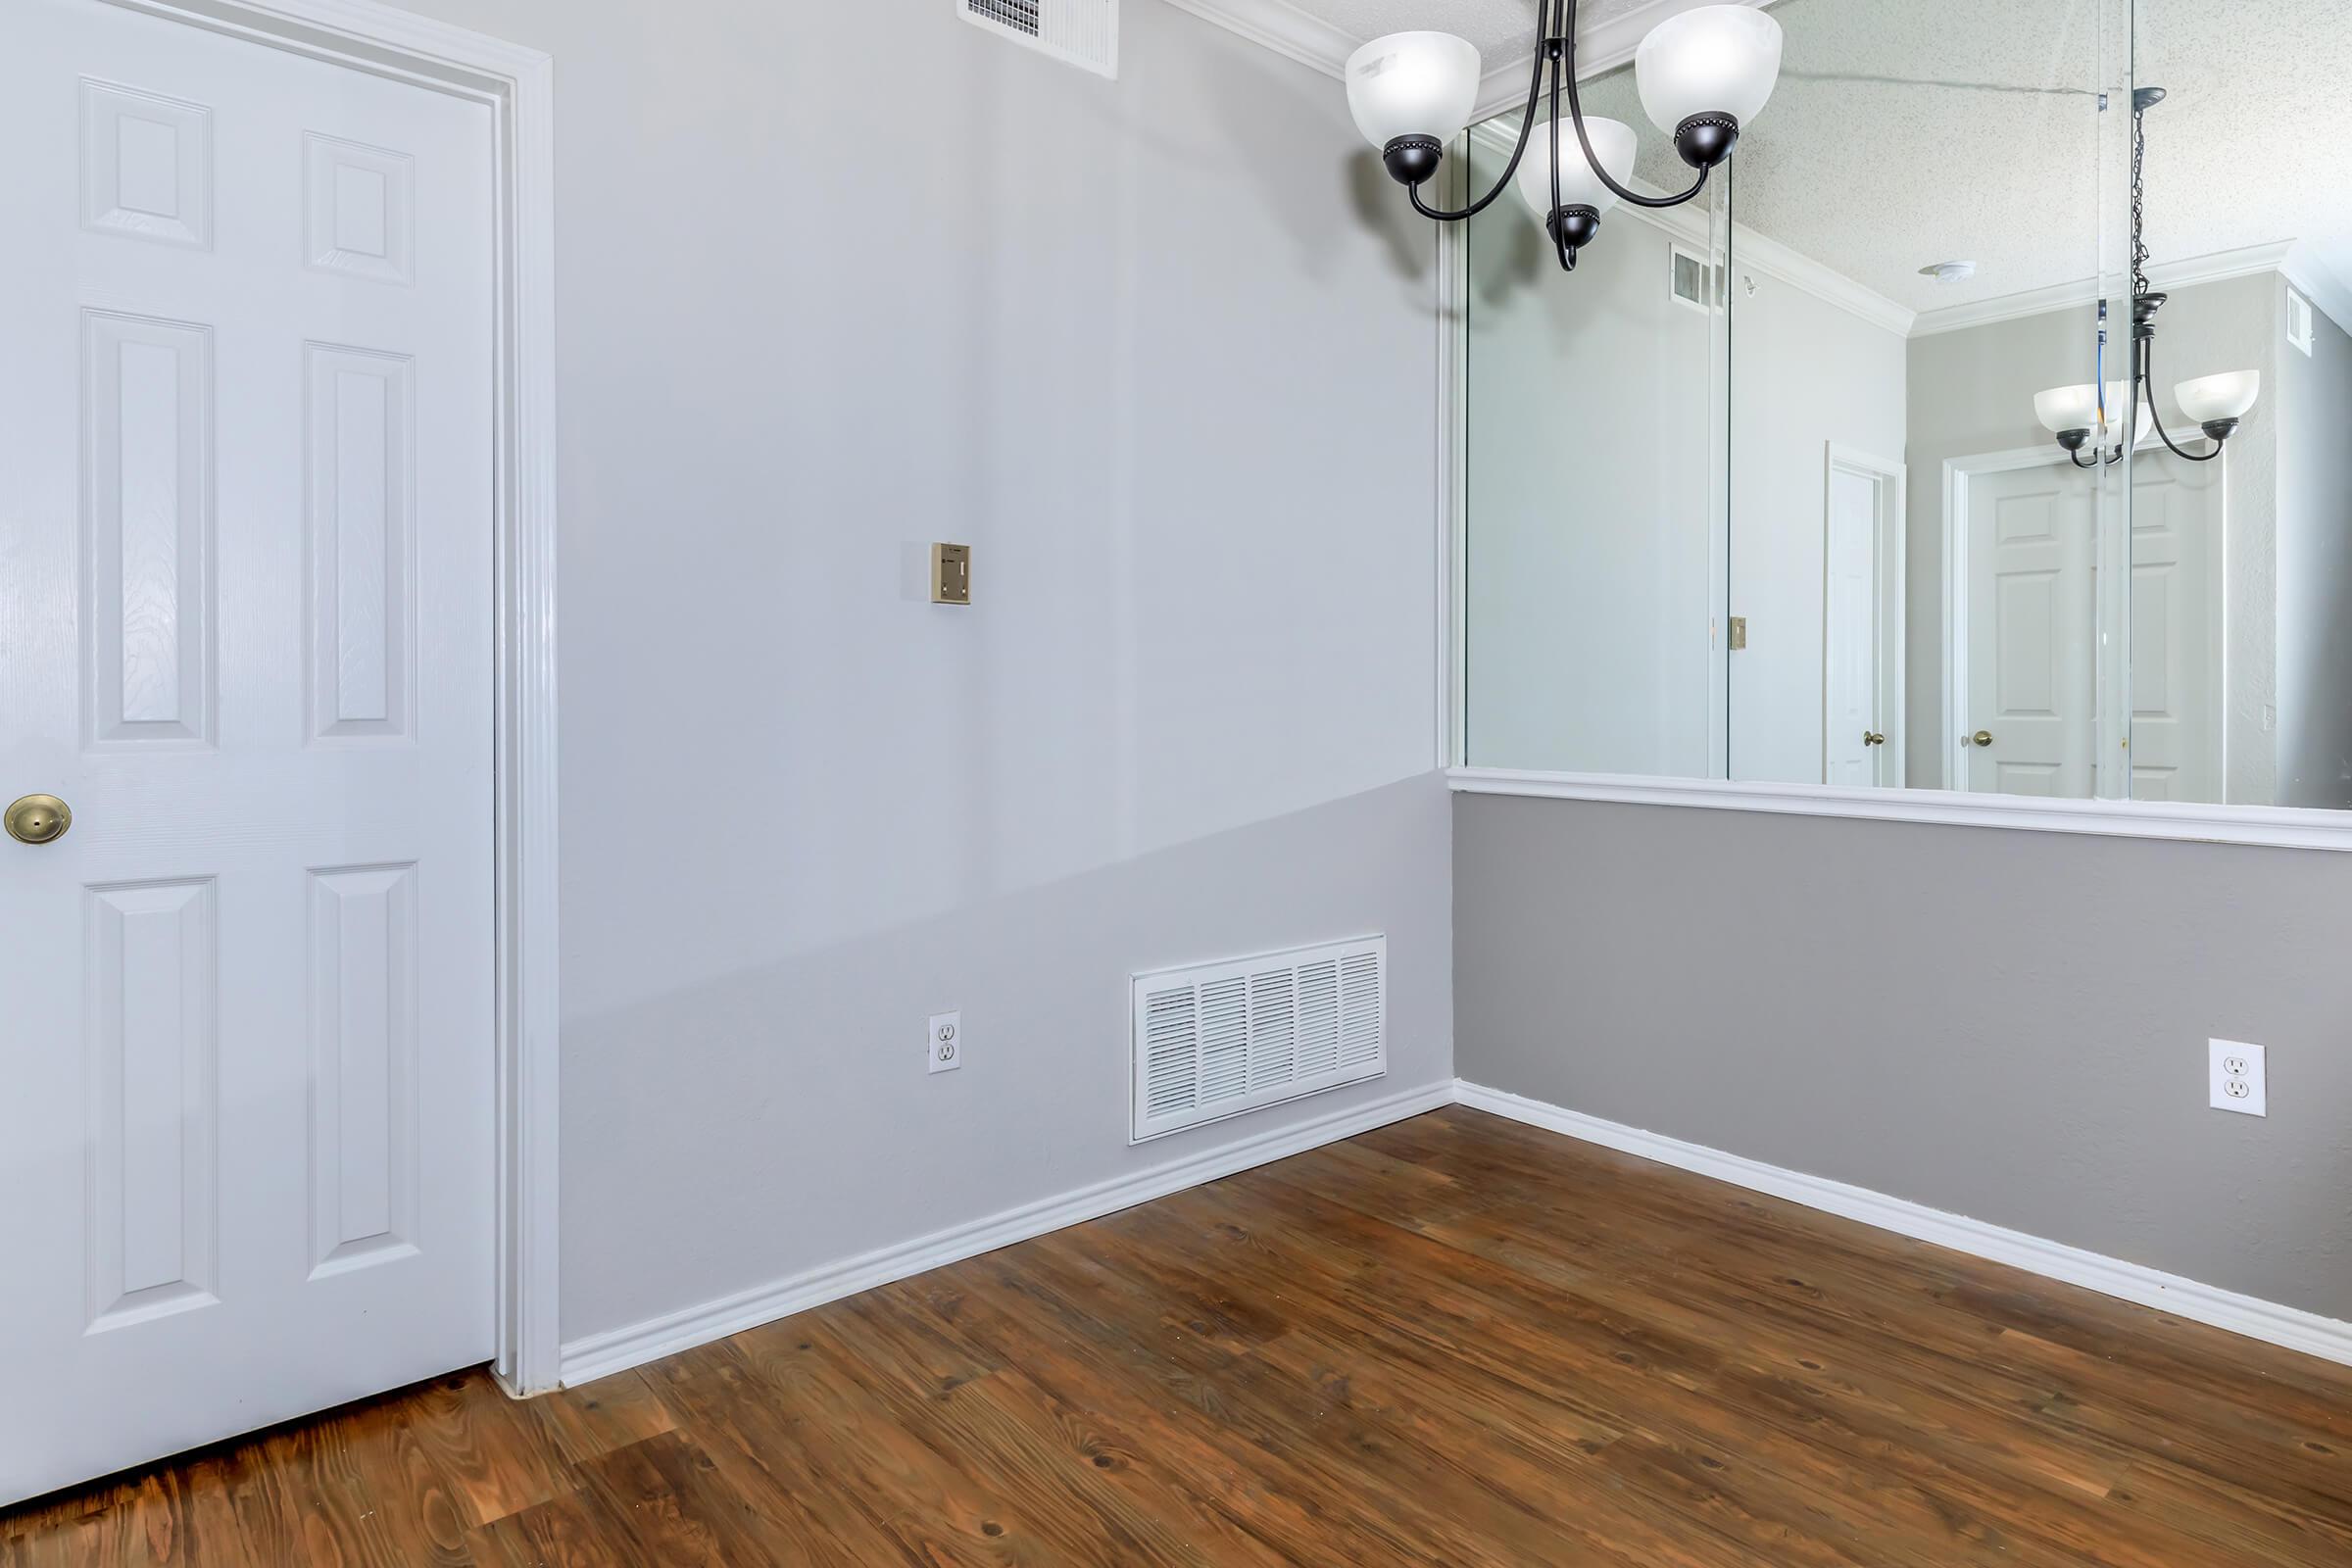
1822, 445, 1905, 788
0, 0, 557, 1502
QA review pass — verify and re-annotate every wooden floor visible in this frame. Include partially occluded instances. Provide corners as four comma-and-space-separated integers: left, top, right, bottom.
10, 1107, 2351, 1566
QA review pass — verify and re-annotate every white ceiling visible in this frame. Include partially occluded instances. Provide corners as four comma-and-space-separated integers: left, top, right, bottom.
1567, 0, 2352, 318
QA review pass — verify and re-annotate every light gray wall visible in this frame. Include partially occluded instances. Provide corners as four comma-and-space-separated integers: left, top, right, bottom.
1904, 274, 2279, 795
2277, 287, 2352, 808
1454, 793, 2352, 1320
379, 0, 1453, 1344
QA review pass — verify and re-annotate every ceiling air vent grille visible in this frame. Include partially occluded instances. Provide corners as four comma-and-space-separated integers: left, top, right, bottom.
1131, 937, 1386, 1143
959, 0, 1117, 79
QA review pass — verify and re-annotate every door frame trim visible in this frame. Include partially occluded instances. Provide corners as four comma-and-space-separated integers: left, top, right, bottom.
1824, 442, 1906, 788
103, 0, 563, 1396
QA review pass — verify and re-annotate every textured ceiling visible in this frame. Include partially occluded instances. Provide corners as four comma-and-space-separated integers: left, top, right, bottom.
1545, 0, 2352, 316
1272, 0, 1659, 61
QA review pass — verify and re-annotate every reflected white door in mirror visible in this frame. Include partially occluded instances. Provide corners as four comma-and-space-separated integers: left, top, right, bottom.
1823, 447, 1905, 790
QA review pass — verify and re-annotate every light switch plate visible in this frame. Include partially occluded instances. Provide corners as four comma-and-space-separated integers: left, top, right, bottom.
928, 1010, 963, 1074
931, 543, 971, 605
2210, 1038, 2265, 1116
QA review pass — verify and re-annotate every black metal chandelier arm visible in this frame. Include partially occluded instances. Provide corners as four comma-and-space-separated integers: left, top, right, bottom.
1560, 0, 1712, 210
1404, 0, 1560, 222
1545, 41, 1578, 270
2137, 345, 2224, 464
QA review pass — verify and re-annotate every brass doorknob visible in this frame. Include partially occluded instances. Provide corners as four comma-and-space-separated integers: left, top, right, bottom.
5, 794, 72, 846
1972, 730, 1994, 748
1864, 731, 1886, 747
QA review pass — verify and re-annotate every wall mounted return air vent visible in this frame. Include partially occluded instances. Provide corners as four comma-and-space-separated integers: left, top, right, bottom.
1131, 936, 1386, 1143
960, 0, 1118, 79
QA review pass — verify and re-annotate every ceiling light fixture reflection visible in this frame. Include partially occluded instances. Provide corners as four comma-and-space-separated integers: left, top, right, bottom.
2034, 88, 2257, 467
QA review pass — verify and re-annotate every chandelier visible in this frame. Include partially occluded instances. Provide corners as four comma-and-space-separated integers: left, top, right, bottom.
2034, 88, 2259, 467
1343, 1, 1785, 271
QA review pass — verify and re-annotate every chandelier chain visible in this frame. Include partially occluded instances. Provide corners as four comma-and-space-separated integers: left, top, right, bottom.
2131, 103, 2149, 300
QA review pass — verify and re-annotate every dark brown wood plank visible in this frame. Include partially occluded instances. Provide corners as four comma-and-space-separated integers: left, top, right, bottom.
9, 1105, 2350, 1566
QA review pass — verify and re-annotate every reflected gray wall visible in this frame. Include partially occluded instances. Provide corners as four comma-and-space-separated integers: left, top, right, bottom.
1461, 137, 1716, 776
1904, 274, 2278, 795
2278, 289, 2352, 808
1454, 793, 2352, 1319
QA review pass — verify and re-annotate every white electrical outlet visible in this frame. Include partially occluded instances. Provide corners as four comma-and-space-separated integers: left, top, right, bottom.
2209, 1038, 2266, 1116
928, 1010, 963, 1075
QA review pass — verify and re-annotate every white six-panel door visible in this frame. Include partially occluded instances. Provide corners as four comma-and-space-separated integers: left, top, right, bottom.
0, 0, 496, 1503
1965, 463, 2097, 797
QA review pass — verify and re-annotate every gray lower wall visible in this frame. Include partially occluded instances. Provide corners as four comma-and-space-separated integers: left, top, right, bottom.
1453, 794, 2352, 1321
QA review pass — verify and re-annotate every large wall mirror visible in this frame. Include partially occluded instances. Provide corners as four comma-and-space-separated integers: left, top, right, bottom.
1457, 0, 2351, 815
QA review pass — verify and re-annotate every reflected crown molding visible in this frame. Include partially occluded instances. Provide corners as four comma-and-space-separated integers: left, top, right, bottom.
1908, 240, 2328, 338
1448, 768, 2352, 854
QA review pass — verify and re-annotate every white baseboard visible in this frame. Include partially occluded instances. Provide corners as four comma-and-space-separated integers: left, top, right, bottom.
562, 1073, 2352, 1387
1455, 1079, 2352, 1369
557, 1078, 1456, 1387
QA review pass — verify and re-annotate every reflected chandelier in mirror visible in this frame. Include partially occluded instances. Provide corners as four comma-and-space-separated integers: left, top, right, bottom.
2033, 87, 2261, 467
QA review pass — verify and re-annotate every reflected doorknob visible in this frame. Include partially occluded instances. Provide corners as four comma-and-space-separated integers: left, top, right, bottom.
5, 794, 72, 846
1972, 730, 1994, 748
1863, 731, 1886, 747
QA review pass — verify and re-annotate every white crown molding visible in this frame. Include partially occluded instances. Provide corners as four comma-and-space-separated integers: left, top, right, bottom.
1908, 240, 2298, 338
1152, 0, 1354, 78
559, 1077, 1455, 1386
1727, 221, 1915, 336
1448, 765, 2352, 852
1456, 1082, 2352, 1369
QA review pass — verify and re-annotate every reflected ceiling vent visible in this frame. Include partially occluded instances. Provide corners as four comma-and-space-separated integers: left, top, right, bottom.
960, 0, 1117, 79
1131, 937, 1386, 1143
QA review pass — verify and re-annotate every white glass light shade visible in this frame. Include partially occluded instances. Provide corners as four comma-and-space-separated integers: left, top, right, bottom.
2034, 383, 2100, 434
2034, 380, 2139, 436
1514, 117, 1638, 221
1635, 5, 1784, 136
2176, 370, 2260, 423
1346, 32, 1482, 150
2041, 380, 2154, 444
